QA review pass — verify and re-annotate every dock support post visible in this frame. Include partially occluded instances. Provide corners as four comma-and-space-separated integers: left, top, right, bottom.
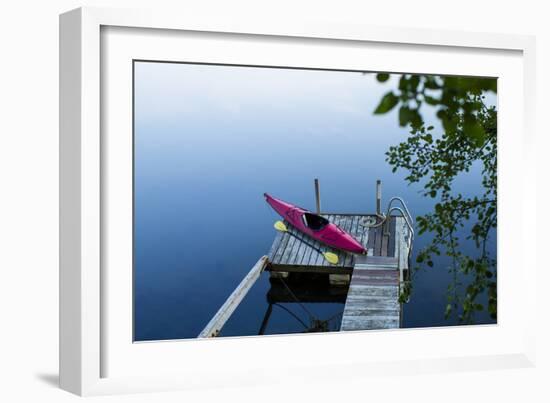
376, 179, 382, 215
269, 271, 289, 279
329, 273, 351, 286
314, 178, 321, 215
258, 303, 273, 335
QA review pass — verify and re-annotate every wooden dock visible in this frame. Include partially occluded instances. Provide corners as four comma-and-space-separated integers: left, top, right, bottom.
268, 214, 407, 272
268, 213, 411, 331
199, 180, 414, 337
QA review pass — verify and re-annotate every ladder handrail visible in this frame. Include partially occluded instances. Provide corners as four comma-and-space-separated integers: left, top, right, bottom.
383, 196, 415, 263
385, 197, 414, 226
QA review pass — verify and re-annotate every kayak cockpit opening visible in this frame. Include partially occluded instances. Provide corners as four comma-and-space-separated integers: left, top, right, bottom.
302, 212, 329, 231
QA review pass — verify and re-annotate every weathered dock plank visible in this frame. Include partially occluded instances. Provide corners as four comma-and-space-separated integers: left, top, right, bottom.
340, 317, 400, 330
198, 256, 268, 337
395, 216, 410, 271
340, 256, 401, 331
355, 217, 370, 260
367, 226, 376, 252
374, 225, 383, 256
268, 231, 284, 260
270, 220, 291, 264
387, 216, 397, 258
343, 216, 357, 267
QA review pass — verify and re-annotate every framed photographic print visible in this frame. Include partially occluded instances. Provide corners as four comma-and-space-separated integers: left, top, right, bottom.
60, 7, 537, 396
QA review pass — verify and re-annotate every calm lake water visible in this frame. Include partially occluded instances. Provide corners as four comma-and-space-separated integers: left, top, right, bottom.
133, 62, 497, 341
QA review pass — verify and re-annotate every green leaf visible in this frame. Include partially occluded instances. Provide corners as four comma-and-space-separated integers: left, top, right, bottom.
398, 106, 412, 126
376, 73, 390, 82
409, 75, 420, 91
374, 92, 399, 114
424, 95, 439, 105
397, 107, 423, 128
398, 77, 408, 91
463, 116, 486, 147
424, 78, 440, 89
410, 109, 422, 128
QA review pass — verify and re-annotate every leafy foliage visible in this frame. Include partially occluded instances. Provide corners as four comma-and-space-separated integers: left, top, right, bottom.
374, 74, 497, 323
374, 73, 496, 146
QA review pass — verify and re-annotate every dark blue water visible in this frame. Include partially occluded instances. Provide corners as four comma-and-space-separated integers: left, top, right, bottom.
133, 62, 496, 341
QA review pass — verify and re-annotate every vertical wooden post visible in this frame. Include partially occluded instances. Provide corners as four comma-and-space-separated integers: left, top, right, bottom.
258, 303, 273, 335
376, 179, 382, 215
314, 178, 321, 215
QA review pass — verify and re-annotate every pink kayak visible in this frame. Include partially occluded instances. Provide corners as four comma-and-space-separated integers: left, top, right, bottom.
264, 193, 366, 254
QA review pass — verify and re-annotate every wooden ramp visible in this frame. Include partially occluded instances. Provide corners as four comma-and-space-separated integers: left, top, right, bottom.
340, 256, 400, 331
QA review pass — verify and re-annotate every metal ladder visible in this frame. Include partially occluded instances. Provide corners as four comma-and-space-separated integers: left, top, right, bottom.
382, 197, 415, 307
383, 196, 414, 260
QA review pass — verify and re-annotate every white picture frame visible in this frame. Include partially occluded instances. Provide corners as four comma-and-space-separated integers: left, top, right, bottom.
60, 6, 537, 396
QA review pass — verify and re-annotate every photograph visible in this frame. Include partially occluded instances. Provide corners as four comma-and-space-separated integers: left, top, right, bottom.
2, 0, 545, 400
133, 61, 498, 341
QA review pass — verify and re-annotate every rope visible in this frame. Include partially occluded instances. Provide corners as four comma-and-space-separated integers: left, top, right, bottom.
272, 303, 309, 329
359, 213, 387, 228
277, 276, 316, 322
277, 276, 346, 332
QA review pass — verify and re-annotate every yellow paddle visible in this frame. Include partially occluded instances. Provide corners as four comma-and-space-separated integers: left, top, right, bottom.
274, 221, 339, 265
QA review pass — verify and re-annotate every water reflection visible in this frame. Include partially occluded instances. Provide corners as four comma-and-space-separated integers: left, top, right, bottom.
255, 273, 348, 335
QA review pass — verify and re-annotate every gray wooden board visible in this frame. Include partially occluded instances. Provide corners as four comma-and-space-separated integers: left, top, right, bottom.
381, 231, 389, 257
340, 318, 399, 330
282, 230, 297, 265
304, 235, 321, 266
268, 231, 283, 260
343, 216, 357, 267
353, 217, 369, 264
397, 217, 410, 271
287, 228, 304, 265
342, 298, 399, 311
342, 309, 399, 318
387, 217, 396, 258
347, 285, 398, 298
271, 220, 291, 264
374, 225, 383, 256
359, 256, 399, 266
367, 226, 376, 251
352, 271, 399, 280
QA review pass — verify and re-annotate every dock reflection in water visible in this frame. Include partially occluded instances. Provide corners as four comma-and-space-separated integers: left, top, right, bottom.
259, 273, 348, 335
